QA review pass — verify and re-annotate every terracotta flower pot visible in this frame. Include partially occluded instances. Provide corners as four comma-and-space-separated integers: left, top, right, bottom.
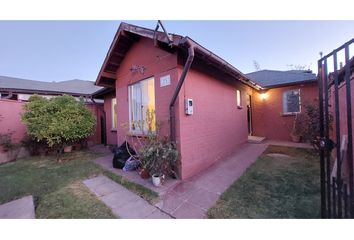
139, 168, 150, 179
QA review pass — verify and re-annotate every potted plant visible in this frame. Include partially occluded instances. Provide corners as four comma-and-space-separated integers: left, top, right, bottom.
139, 138, 178, 187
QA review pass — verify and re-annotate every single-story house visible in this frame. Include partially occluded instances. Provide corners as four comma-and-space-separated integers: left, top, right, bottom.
0, 75, 105, 146
246, 69, 318, 141
94, 22, 262, 179
0, 22, 322, 180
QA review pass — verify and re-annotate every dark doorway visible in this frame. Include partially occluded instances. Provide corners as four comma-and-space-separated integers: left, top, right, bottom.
100, 115, 107, 145
247, 94, 253, 135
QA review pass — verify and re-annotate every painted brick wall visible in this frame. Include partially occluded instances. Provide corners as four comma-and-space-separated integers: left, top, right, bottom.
0, 99, 27, 144
252, 82, 318, 141
86, 103, 104, 146
0, 99, 103, 147
177, 66, 253, 179
114, 38, 179, 147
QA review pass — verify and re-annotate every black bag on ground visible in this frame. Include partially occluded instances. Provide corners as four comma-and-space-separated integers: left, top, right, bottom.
112, 141, 136, 169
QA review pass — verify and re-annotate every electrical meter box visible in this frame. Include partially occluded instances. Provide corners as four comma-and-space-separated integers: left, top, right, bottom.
185, 98, 193, 115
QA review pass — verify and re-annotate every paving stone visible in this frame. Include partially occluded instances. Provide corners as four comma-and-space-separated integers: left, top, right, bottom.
113, 198, 157, 219
145, 209, 172, 219
84, 175, 168, 219
87, 181, 122, 197
83, 175, 111, 188
0, 195, 35, 219
155, 195, 185, 213
171, 201, 206, 219
186, 188, 220, 210
100, 191, 138, 209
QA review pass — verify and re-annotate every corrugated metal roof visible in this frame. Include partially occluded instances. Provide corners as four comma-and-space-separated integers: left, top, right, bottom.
246, 70, 317, 88
0, 75, 103, 95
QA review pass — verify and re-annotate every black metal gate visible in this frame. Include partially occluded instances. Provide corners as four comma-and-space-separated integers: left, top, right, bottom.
318, 38, 354, 218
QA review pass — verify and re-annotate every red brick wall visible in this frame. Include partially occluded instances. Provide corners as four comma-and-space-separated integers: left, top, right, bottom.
252, 82, 318, 141
176, 66, 253, 179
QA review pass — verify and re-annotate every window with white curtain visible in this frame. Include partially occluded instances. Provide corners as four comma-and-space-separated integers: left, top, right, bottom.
128, 77, 155, 134
111, 98, 117, 129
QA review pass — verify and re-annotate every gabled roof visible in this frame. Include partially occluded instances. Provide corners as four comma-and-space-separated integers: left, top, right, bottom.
0, 75, 103, 96
96, 22, 260, 90
246, 70, 317, 88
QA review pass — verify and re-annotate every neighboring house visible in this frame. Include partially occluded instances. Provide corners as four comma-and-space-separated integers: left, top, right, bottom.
0, 75, 105, 146
246, 70, 318, 141
95, 22, 261, 179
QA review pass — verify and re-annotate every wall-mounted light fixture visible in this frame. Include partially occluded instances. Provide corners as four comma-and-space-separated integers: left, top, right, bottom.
260, 91, 268, 100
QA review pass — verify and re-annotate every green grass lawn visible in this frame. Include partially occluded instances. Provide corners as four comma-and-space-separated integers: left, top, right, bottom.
0, 150, 158, 218
207, 145, 320, 219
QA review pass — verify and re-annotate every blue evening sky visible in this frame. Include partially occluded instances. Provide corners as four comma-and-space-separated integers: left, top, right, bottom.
0, 20, 353, 82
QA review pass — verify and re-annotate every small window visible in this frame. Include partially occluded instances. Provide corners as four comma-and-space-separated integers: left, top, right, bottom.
236, 90, 242, 108
128, 77, 155, 134
111, 98, 117, 129
283, 89, 300, 114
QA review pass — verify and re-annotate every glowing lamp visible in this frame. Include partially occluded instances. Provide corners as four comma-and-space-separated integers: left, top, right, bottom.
260, 92, 268, 100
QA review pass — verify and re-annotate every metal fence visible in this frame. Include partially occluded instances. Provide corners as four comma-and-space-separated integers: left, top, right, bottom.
318, 38, 354, 218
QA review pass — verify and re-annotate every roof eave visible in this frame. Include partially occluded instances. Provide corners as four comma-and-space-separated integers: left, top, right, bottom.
261, 79, 318, 89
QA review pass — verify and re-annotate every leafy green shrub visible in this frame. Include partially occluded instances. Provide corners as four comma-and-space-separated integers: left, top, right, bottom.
21, 95, 96, 159
292, 102, 333, 145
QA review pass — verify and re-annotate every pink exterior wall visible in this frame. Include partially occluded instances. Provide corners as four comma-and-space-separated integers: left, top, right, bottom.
176, 67, 252, 179
86, 103, 104, 146
111, 37, 256, 179
252, 82, 318, 141
114, 38, 179, 146
0, 99, 103, 147
0, 99, 27, 144
103, 92, 118, 145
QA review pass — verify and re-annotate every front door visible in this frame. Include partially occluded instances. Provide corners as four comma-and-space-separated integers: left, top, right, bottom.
247, 94, 253, 135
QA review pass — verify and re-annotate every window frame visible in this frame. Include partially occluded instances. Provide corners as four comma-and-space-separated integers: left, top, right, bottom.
282, 89, 301, 115
111, 97, 117, 130
236, 89, 242, 109
128, 77, 156, 135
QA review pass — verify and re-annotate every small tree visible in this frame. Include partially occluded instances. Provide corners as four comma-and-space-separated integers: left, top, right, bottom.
292, 102, 333, 149
21, 95, 96, 159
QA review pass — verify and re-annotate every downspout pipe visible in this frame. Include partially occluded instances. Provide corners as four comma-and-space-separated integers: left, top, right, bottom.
169, 39, 195, 142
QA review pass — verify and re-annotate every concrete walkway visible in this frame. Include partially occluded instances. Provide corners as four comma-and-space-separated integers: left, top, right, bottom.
95, 155, 180, 196
91, 142, 267, 218
154, 143, 267, 218
0, 195, 35, 219
83, 175, 171, 219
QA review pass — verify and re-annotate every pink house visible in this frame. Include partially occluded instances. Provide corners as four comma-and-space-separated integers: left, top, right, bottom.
246, 70, 318, 141
95, 22, 260, 179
